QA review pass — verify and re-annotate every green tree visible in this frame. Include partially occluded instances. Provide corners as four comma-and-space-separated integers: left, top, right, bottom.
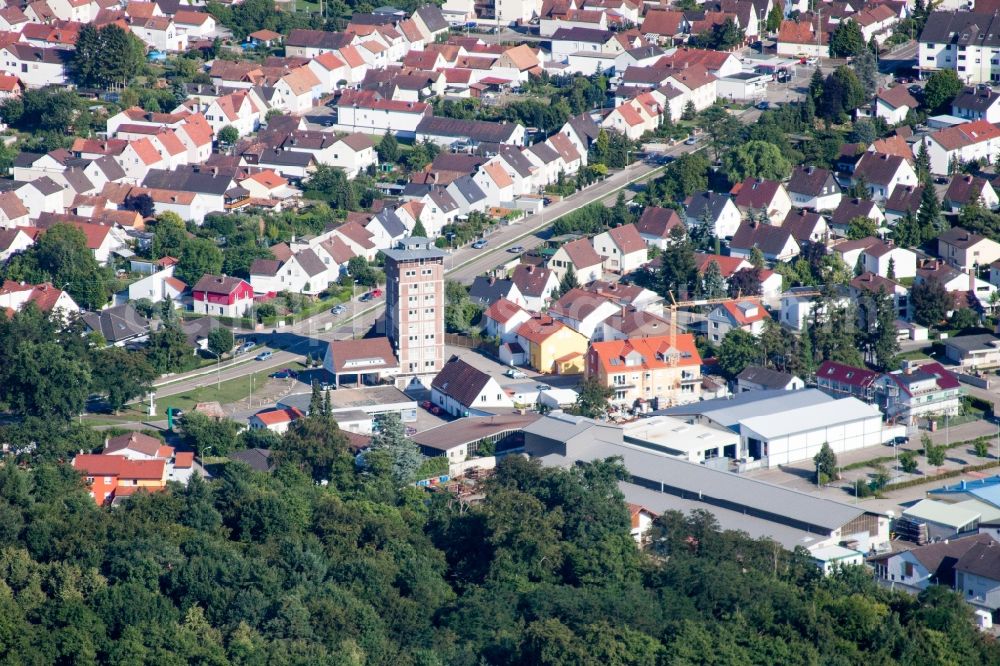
924, 69, 963, 113
911, 278, 952, 326
718, 328, 758, 378
766, 5, 782, 32
813, 442, 838, 484
573, 378, 613, 418
830, 19, 865, 58
411, 219, 428, 238
178, 411, 241, 457
916, 141, 932, 183
918, 184, 944, 242
900, 449, 919, 473
2, 223, 113, 310
722, 140, 792, 182
151, 214, 188, 259
701, 260, 727, 299
974, 437, 990, 458
367, 412, 423, 483
176, 237, 224, 286
748, 246, 766, 269
69, 24, 145, 88
377, 130, 399, 163
91, 347, 156, 413
217, 125, 239, 146
925, 438, 946, 467
659, 227, 697, 299
557, 264, 579, 298
207, 328, 234, 357
847, 216, 878, 240
144, 324, 194, 373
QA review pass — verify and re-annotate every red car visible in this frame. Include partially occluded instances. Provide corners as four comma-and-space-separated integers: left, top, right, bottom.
371, 288, 383, 298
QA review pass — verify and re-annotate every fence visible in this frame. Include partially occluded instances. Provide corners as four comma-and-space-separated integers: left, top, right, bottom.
444, 333, 500, 357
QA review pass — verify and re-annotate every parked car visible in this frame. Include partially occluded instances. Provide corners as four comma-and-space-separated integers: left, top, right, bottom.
420, 400, 441, 415
472, 239, 488, 249
684, 136, 698, 145
371, 288, 383, 298
359, 292, 373, 302
908, 84, 922, 97
508, 245, 524, 254
504, 368, 527, 379
331, 304, 346, 315
270, 369, 296, 379
756, 101, 770, 110
255, 351, 273, 361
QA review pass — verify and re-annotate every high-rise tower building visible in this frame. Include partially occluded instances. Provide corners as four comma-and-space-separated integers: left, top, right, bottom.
382, 237, 446, 374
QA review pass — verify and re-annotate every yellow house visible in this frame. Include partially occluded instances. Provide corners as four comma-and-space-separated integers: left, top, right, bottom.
516, 314, 589, 374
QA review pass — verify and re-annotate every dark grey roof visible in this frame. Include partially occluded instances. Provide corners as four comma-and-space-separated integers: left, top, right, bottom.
448, 175, 486, 205
737, 366, 798, 390
528, 141, 560, 163
4, 43, 72, 64
416, 116, 520, 144
26, 176, 62, 196
431, 355, 493, 407
402, 182, 433, 199
920, 11, 1000, 48
550, 26, 614, 43
13, 152, 41, 168
499, 145, 534, 178
294, 248, 327, 277
885, 184, 923, 215
685, 190, 732, 221
250, 258, 281, 276
229, 448, 275, 472
952, 85, 1000, 113
143, 166, 236, 196
81, 303, 150, 343
372, 209, 407, 238
956, 539, 1000, 581
61, 167, 94, 193
257, 149, 316, 168
469, 276, 516, 306
427, 187, 459, 213
91, 155, 127, 181
286, 28, 353, 50
414, 4, 448, 32
567, 113, 601, 144
788, 165, 838, 197
830, 197, 878, 227
625, 45, 666, 59
943, 333, 1000, 353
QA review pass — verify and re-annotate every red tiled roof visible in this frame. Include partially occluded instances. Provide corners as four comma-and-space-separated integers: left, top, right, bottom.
72, 454, 165, 480
253, 406, 304, 425
484, 296, 527, 324
589, 333, 701, 373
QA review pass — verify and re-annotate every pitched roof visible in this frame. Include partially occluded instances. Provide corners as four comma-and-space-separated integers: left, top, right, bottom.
72, 454, 164, 480
642, 8, 685, 34
325, 337, 398, 373
105, 431, 168, 457
589, 333, 701, 372
81, 303, 150, 343
557, 237, 603, 270
484, 297, 527, 324
885, 183, 924, 214
416, 116, 521, 144
904, 533, 995, 586
469, 276, 517, 306
930, 119, 1000, 151
715, 299, 770, 326
431, 356, 495, 406
511, 263, 553, 298
635, 206, 682, 239
693, 252, 748, 278
816, 360, 880, 389
830, 197, 879, 227
955, 539, 1000, 581
192, 274, 249, 295
604, 223, 646, 255
732, 177, 784, 210
737, 366, 798, 389
945, 174, 992, 206
253, 406, 305, 425
517, 314, 573, 344
685, 190, 732, 221
730, 222, 794, 255
788, 165, 837, 197
877, 85, 918, 110
782, 209, 827, 242
939, 225, 989, 249
854, 152, 908, 187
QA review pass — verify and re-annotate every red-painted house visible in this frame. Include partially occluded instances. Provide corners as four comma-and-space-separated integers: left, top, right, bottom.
192, 274, 254, 318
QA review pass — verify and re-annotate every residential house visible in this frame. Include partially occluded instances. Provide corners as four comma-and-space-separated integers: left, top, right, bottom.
469, 276, 522, 308
601, 307, 676, 341
875, 86, 919, 125
816, 360, 880, 401
955, 537, 1000, 615
548, 237, 605, 284
0, 228, 33, 262
549, 288, 621, 341
250, 248, 333, 295
944, 175, 999, 212
737, 366, 805, 393
917, 259, 996, 311
81, 303, 150, 346
938, 226, 1000, 271
127, 265, 185, 306
483, 297, 531, 342
685, 190, 742, 239
952, 86, 1000, 123
516, 314, 590, 374
729, 221, 800, 263
919, 11, 1000, 85
102, 431, 173, 461
640, 9, 687, 45
415, 116, 526, 151
130, 16, 187, 52
780, 286, 850, 331
852, 152, 918, 203
586, 333, 702, 407
591, 223, 648, 274
511, 263, 558, 311
431, 356, 515, 417
0, 280, 79, 317
473, 160, 515, 206
445, 175, 488, 215
875, 362, 962, 425
322, 337, 400, 387
333, 90, 431, 137
923, 120, 1000, 175
875, 534, 996, 594
72, 454, 167, 505
776, 18, 828, 58
635, 206, 684, 249
0, 44, 70, 88
829, 197, 885, 237
787, 165, 842, 211
851, 272, 911, 320
859, 239, 917, 279
705, 298, 770, 343
884, 184, 924, 224
943, 334, 1000, 371
285, 29, 354, 58
328, 133, 378, 178
732, 177, 792, 223
191, 274, 254, 318
249, 407, 305, 434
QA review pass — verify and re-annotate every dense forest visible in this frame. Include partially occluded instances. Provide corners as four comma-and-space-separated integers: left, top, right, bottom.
0, 412, 996, 665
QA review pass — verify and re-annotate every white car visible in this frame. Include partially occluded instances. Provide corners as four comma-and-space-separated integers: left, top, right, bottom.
504, 368, 527, 379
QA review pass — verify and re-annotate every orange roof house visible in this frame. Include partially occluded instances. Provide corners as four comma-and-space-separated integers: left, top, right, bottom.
72, 454, 167, 505
586, 333, 702, 407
